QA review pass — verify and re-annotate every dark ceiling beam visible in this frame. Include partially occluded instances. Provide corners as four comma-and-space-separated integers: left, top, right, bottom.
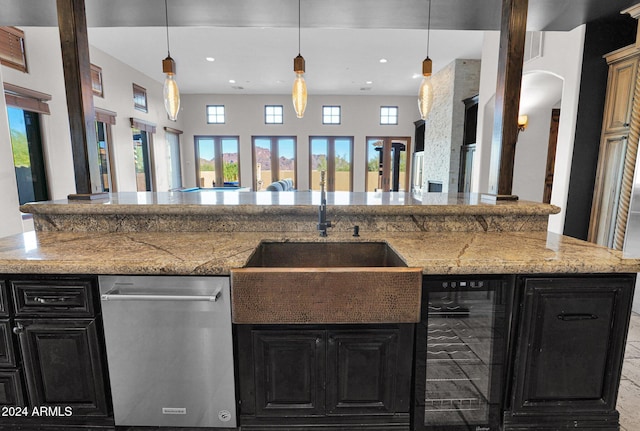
56, 0, 104, 198
487, 0, 528, 198
1, 0, 638, 31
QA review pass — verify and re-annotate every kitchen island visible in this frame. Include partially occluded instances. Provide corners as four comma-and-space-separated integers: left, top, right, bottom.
0, 191, 637, 431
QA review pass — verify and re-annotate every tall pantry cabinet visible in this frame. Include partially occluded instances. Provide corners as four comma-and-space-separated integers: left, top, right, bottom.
589, 42, 640, 250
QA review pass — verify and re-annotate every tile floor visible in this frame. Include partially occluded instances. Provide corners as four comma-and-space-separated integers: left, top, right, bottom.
619, 311, 640, 431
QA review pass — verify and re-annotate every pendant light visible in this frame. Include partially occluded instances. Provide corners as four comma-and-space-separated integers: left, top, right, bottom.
418, 0, 434, 120
292, 0, 307, 119
162, 0, 180, 121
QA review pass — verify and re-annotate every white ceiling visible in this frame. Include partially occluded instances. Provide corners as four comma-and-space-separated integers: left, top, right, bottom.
3, 0, 636, 96
87, 26, 485, 96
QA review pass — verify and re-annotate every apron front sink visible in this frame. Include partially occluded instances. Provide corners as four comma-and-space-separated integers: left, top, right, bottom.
231, 241, 422, 324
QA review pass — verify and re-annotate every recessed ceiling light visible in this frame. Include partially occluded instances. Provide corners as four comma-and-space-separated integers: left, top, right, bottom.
365, 80, 373, 85
206, 57, 215, 62
412, 73, 421, 79
379, 58, 388, 63
229, 79, 236, 84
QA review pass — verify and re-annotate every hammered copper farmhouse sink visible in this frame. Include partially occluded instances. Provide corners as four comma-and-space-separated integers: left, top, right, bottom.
230, 241, 422, 324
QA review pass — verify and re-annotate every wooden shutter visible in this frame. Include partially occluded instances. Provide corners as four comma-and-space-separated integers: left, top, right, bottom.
0, 27, 27, 72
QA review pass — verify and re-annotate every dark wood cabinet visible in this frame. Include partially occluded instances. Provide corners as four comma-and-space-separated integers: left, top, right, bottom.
253, 329, 325, 417
505, 275, 635, 430
237, 324, 413, 430
15, 318, 109, 416
326, 328, 402, 415
0, 320, 16, 368
0, 370, 25, 406
458, 95, 478, 193
0, 275, 112, 429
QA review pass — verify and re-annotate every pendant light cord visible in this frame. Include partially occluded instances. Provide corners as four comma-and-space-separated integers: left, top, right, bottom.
298, 0, 301, 56
426, 0, 431, 58
165, 0, 171, 56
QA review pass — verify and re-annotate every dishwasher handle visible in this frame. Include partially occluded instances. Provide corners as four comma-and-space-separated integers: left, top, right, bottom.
101, 287, 222, 302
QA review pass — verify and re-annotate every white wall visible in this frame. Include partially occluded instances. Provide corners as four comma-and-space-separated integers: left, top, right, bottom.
0, 27, 185, 237
474, 32, 500, 194
474, 27, 586, 234
0, 64, 23, 238
511, 101, 555, 201
181, 94, 417, 191
2, 27, 76, 202
89, 45, 185, 192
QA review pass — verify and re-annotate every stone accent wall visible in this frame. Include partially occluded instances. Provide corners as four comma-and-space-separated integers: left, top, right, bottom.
423, 59, 481, 193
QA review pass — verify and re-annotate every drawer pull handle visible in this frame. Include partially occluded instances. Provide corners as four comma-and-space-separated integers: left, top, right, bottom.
557, 313, 598, 321
34, 296, 73, 304
101, 288, 222, 302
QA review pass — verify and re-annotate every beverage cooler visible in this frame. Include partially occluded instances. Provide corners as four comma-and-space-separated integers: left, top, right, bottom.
413, 276, 512, 431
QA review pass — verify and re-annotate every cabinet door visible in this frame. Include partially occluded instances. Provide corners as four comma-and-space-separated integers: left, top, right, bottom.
602, 56, 637, 134
511, 276, 633, 414
0, 282, 8, 317
0, 320, 17, 367
0, 370, 25, 406
15, 319, 109, 416
326, 328, 400, 415
253, 329, 325, 417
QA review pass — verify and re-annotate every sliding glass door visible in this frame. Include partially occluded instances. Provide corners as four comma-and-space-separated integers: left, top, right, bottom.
309, 137, 353, 191
195, 136, 240, 187
252, 136, 296, 191
7, 106, 49, 204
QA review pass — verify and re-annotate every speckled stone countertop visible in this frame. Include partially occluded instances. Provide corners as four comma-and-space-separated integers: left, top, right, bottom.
20, 192, 560, 233
0, 230, 637, 276
21, 191, 560, 216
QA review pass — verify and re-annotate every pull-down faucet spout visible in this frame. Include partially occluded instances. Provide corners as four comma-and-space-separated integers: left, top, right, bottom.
318, 171, 332, 237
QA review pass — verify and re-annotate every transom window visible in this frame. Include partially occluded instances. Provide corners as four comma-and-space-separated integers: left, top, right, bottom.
265, 105, 283, 124
322, 106, 341, 125
380, 106, 398, 125
207, 105, 226, 124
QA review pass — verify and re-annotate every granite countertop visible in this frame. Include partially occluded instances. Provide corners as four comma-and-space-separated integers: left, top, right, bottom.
0, 230, 637, 276
20, 191, 561, 217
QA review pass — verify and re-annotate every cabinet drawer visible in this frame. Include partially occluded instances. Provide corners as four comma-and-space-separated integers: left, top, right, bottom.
0, 369, 25, 406
11, 279, 95, 317
0, 320, 17, 368
0, 282, 8, 317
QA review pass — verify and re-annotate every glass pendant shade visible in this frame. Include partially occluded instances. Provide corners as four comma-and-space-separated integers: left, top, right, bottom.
418, 57, 434, 120
163, 55, 180, 121
292, 73, 307, 119
292, 54, 307, 118
164, 74, 180, 121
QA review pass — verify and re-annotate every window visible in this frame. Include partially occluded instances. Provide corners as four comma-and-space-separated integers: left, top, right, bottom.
0, 27, 27, 72
195, 136, 240, 188
207, 105, 225, 124
131, 118, 157, 191
95, 108, 117, 192
252, 136, 296, 190
380, 106, 398, 125
132, 84, 147, 112
265, 105, 283, 124
309, 137, 353, 191
7, 106, 48, 204
322, 106, 341, 125
91, 64, 104, 97
366, 137, 411, 192
165, 128, 183, 190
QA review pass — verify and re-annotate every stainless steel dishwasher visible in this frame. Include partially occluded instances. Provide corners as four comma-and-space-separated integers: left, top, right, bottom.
99, 275, 237, 428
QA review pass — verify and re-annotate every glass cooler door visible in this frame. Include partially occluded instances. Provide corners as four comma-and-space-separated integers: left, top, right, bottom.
413, 277, 508, 431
